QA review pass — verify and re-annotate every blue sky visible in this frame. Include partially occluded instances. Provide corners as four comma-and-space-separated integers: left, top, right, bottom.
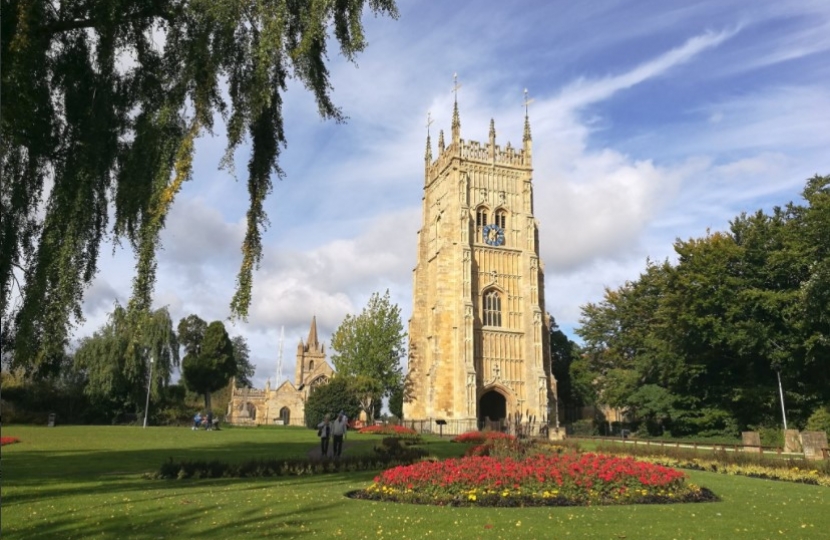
82, 0, 830, 388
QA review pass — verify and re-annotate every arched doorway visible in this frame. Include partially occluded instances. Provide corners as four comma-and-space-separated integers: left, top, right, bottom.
279, 407, 290, 425
479, 389, 507, 426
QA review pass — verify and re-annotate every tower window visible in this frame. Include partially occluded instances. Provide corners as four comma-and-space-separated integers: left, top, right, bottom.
309, 360, 314, 371
483, 290, 502, 327
476, 207, 489, 243
495, 210, 507, 229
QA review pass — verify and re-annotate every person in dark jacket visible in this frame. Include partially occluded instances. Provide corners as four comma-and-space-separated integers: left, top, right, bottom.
317, 414, 332, 457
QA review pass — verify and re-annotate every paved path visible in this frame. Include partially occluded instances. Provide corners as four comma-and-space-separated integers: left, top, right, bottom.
306, 439, 358, 460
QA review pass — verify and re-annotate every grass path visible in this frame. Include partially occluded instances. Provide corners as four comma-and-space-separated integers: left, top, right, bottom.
2, 425, 828, 539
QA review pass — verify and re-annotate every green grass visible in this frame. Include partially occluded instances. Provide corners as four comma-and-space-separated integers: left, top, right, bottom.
2, 426, 828, 539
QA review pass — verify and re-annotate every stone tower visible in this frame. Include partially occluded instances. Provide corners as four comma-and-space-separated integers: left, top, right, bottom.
295, 316, 327, 388
403, 89, 555, 431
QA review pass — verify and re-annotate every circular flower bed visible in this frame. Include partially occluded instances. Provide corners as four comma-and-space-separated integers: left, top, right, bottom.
350, 452, 717, 507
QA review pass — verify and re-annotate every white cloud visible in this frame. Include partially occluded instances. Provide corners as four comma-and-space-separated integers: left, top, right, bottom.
553, 28, 738, 110
62, 2, 829, 390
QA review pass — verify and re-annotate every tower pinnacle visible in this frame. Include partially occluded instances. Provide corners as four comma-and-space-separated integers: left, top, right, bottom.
452, 73, 462, 144
425, 111, 433, 164
523, 89, 533, 160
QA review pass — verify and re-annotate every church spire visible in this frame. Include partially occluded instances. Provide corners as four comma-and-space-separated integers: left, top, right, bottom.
438, 129, 445, 154
452, 73, 461, 144
523, 88, 533, 162
307, 316, 319, 349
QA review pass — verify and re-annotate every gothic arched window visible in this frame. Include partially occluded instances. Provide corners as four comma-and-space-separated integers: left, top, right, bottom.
483, 289, 502, 327
476, 206, 489, 243
495, 209, 507, 229
308, 360, 314, 371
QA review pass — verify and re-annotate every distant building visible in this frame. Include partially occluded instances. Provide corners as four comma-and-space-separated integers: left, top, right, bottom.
226, 317, 334, 426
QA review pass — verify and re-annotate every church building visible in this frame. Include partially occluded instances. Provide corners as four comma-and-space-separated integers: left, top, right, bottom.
226, 316, 334, 426
403, 87, 556, 434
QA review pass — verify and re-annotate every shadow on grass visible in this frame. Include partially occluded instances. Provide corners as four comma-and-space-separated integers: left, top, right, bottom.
2, 434, 388, 509
2, 467, 377, 508
5, 440, 316, 479
6, 485, 346, 540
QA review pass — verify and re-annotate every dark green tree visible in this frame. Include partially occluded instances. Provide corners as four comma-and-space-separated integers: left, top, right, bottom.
177, 314, 207, 356
575, 175, 829, 436
230, 335, 255, 388
330, 290, 406, 422
303, 376, 362, 429
388, 381, 405, 420
548, 316, 582, 421
181, 320, 235, 410
1, 0, 400, 371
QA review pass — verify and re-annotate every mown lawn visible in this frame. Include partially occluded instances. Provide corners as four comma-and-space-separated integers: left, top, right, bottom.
1, 425, 828, 539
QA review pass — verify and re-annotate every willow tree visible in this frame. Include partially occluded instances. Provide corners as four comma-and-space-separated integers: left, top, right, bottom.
0, 0, 399, 369
73, 304, 179, 419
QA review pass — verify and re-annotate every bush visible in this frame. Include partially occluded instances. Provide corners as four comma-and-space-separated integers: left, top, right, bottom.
806, 406, 830, 433
568, 419, 597, 436
373, 437, 428, 461
756, 426, 784, 448
303, 377, 362, 429
150, 446, 427, 480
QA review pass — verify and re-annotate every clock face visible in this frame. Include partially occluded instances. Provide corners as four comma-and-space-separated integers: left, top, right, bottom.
483, 224, 505, 246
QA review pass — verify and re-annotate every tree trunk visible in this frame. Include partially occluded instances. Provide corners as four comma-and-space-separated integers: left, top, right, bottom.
204, 392, 212, 412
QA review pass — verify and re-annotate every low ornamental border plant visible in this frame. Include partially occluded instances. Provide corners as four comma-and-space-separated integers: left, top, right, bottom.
451, 430, 516, 445
351, 452, 718, 507
594, 442, 830, 487
0, 436, 21, 446
149, 439, 428, 480
357, 425, 421, 441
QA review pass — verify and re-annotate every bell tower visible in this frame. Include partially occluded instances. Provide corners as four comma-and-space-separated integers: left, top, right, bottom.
404, 82, 555, 432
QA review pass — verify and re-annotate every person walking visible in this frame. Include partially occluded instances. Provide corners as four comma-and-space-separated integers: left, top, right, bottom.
332, 411, 348, 458
317, 414, 332, 457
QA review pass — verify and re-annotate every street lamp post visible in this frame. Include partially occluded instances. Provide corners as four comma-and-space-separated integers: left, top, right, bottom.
143, 358, 154, 429
776, 370, 788, 431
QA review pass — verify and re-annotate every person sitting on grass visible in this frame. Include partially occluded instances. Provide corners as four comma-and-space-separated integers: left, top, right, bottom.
192, 412, 202, 431
205, 411, 214, 430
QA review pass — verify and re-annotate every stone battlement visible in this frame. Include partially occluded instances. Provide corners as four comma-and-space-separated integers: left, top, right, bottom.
429, 140, 529, 176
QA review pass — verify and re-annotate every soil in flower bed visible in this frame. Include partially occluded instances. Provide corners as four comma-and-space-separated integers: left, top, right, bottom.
348, 452, 720, 507
347, 486, 719, 507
